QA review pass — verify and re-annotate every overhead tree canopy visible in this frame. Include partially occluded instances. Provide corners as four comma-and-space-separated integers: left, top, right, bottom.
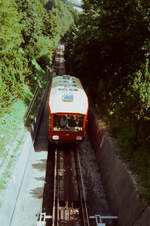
65, 0, 150, 113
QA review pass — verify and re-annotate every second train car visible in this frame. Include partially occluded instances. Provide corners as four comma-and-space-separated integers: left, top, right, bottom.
48, 75, 89, 143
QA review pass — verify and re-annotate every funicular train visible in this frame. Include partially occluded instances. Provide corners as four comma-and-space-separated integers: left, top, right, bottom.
48, 75, 89, 143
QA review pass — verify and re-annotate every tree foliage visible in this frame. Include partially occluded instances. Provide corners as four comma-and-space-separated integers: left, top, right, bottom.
65, 0, 150, 128
45, 0, 75, 37
0, 0, 25, 110
0, 0, 75, 113
65, 0, 150, 200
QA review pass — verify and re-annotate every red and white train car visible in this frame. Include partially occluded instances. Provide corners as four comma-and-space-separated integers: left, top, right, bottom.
48, 75, 89, 143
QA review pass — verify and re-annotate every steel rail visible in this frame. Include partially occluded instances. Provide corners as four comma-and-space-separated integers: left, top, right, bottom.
76, 150, 90, 226
52, 145, 90, 226
52, 148, 58, 226
56, 150, 60, 226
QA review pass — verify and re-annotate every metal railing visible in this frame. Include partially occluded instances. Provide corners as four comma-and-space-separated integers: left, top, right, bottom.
24, 86, 39, 123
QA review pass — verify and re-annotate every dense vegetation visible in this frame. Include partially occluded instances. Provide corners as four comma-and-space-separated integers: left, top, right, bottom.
0, 0, 75, 115
65, 0, 150, 202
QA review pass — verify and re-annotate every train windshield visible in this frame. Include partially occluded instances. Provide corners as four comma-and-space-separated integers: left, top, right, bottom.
53, 114, 84, 131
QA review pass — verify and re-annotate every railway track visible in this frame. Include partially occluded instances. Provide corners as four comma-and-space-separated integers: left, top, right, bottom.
37, 143, 118, 226
54, 44, 66, 75
9, 43, 118, 226
37, 144, 90, 226
37, 43, 118, 226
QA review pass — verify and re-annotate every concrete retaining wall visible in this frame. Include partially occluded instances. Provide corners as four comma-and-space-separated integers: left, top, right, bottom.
88, 109, 150, 226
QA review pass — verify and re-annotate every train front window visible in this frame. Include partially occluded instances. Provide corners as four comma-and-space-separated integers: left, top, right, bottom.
53, 115, 83, 131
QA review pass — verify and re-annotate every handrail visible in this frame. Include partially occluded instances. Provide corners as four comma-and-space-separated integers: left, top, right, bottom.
24, 85, 39, 123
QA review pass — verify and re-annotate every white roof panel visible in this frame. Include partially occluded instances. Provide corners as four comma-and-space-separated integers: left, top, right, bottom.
49, 75, 88, 114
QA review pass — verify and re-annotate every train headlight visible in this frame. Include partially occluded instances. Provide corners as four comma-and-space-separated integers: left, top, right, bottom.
76, 136, 82, 141
52, 135, 59, 140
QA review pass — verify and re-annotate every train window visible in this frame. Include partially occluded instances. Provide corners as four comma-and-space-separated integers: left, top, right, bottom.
53, 115, 83, 131
63, 76, 70, 79
58, 83, 64, 86
62, 94, 74, 102
78, 116, 84, 127
68, 115, 76, 127
49, 115, 51, 130
58, 88, 65, 91
53, 115, 61, 131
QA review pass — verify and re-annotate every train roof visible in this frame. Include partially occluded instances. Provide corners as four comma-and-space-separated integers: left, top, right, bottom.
48, 75, 88, 115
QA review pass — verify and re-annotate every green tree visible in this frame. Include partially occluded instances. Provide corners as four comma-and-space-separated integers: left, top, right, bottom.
65, 0, 150, 201
15, 0, 49, 59
0, 0, 25, 111
66, 0, 150, 109
0, 0, 75, 112
0, 0, 22, 53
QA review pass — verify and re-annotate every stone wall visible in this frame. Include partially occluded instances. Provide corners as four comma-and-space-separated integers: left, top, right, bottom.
88, 109, 150, 226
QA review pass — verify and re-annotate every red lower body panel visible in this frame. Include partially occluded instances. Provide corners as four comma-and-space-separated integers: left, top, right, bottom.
49, 131, 85, 143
